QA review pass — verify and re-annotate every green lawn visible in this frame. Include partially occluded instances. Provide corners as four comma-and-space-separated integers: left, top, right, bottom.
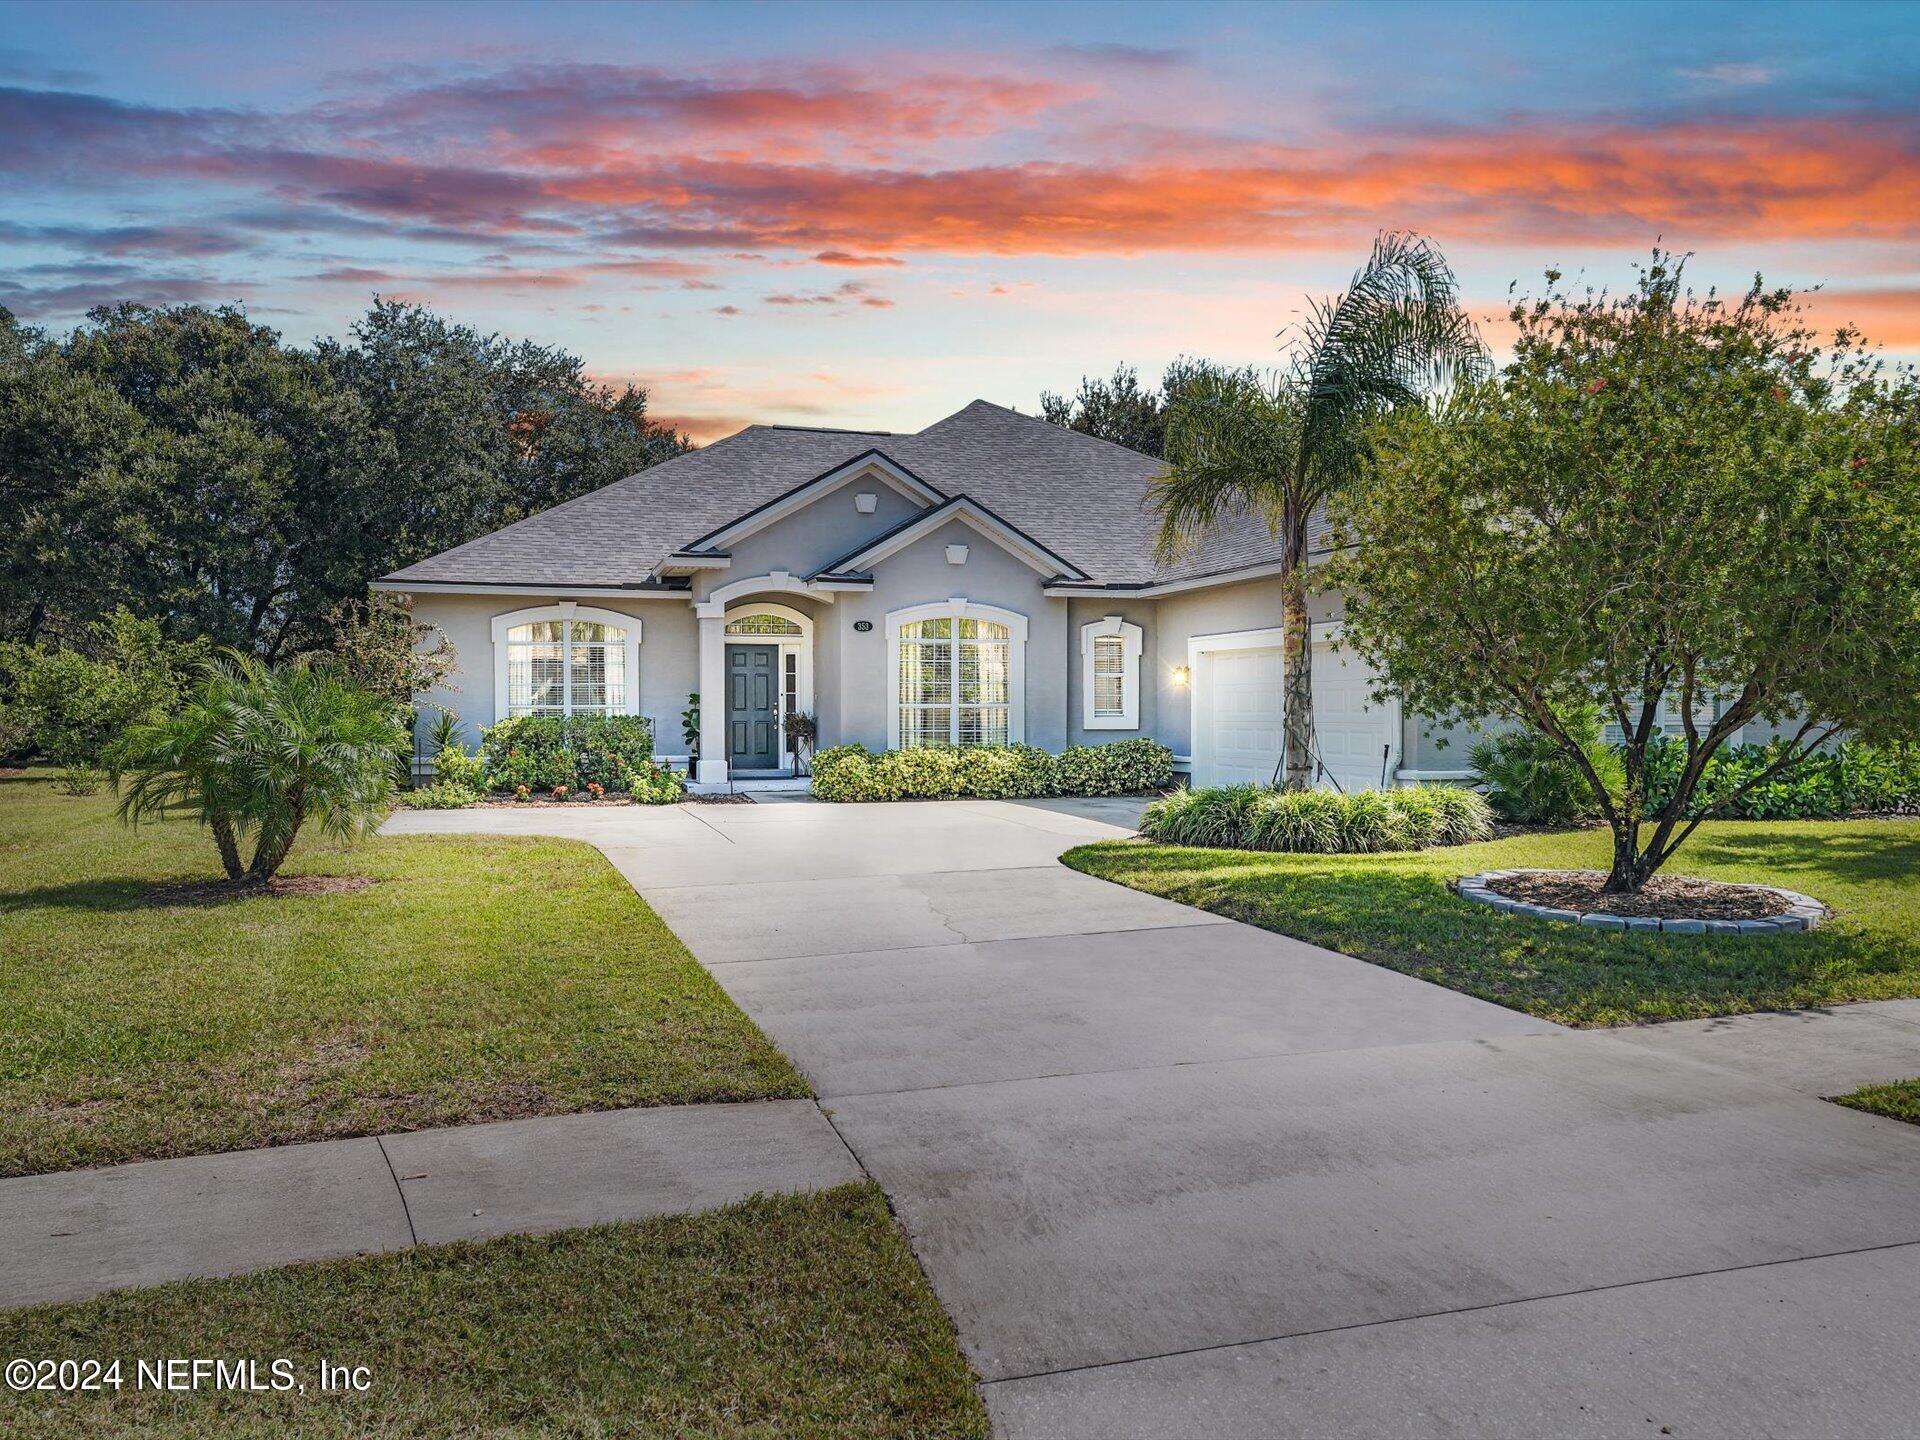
1833, 1077, 1920, 1126
0, 770, 804, 1177
0, 1182, 988, 1439
1065, 820, 1920, 1026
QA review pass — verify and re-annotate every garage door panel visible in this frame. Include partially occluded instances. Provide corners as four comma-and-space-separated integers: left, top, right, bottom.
1195, 639, 1396, 793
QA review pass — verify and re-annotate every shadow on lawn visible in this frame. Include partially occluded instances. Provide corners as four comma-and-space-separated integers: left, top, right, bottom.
1681, 829, 1920, 886
1071, 842, 1919, 1025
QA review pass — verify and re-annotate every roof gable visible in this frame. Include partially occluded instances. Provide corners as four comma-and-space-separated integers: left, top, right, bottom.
810, 493, 1090, 583
675, 449, 943, 557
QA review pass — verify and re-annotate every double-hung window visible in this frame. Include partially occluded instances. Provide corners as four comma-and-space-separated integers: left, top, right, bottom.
891, 604, 1025, 748
1080, 616, 1143, 729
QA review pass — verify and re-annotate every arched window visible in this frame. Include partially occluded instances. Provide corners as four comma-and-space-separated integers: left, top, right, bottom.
724, 612, 804, 637
888, 602, 1026, 748
491, 606, 640, 719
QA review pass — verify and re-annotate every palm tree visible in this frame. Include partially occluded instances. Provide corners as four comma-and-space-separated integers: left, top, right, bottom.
1154, 231, 1486, 789
112, 654, 406, 882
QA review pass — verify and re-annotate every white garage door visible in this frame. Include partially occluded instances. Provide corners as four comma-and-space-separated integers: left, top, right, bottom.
1197, 648, 1286, 786
1193, 638, 1397, 791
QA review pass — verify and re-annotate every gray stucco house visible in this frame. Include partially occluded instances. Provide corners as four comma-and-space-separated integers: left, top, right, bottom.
376, 399, 1447, 790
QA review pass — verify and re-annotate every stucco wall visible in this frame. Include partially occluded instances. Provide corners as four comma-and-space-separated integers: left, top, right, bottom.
829, 519, 1070, 751
1064, 597, 1158, 746
407, 593, 696, 759
696, 480, 923, 597
1147, 575, 1344, 757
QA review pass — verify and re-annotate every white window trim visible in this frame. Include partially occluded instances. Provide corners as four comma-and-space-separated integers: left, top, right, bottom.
885, 598, 1027, 749
722, 602, 814, 773
490, 602, 642, 720
1080, 614, 1143, 730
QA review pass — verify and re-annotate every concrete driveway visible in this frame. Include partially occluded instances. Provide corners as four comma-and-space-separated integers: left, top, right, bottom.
387, 797, 1920, 1438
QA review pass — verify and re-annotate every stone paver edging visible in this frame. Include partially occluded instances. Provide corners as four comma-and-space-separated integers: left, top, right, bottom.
1454, 870, 1829, 934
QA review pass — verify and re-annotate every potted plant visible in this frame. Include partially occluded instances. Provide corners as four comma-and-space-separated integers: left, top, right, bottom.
784, 711, 818, 775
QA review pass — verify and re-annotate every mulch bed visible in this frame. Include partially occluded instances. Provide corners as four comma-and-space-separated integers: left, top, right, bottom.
473, 798, 638, 808
688, 792, 757, 805
144, 875, 376, 907
1485, 870, 1789, 921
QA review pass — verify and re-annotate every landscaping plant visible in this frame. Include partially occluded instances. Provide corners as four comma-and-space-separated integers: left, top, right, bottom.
479, 714, 653, 795
810, 740, 1174, 802
1469, 710, 1624, 825
1152, 231, 1486, 789
110, 655, 405, 881
1141, 783, 1492, 853
1331, 253, 1920, 891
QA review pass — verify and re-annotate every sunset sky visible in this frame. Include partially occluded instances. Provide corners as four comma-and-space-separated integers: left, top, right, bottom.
3, 0, 1917, 439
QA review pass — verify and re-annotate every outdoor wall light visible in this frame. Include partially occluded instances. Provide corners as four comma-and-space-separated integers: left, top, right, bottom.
1171, 665, 1191, 687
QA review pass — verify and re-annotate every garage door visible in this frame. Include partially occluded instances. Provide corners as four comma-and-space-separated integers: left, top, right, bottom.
1196, 648, 1286, 786
1193, 639, 1396, 791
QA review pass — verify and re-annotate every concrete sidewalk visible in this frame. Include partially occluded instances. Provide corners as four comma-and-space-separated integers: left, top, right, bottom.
0, 1099, 860, 1308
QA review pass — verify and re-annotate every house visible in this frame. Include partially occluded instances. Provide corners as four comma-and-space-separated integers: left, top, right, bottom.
375, 399, 1461, 790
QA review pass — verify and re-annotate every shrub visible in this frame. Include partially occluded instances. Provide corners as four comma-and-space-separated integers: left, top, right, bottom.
1641, 737, 1920, 820
1056, 738, 1175, 795
627, 762, 685, 805
0, 610, 203, 767
111, 655, 405, 881
434, 744, 486, 790
1243, 789, 1347, 853
808, 739, 1170, 802
809, 744, 877, 802
954, 744, 1057, 799
1141, 783, 1492, 853
1468, 711, 1622, 825
1422, 784, 1496, 846
402, 781, 480, 809
479, 714, 653, 795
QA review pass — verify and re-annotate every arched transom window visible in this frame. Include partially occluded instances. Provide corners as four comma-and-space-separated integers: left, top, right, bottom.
491, 605, 640, 720
724, 612, 804, 637
889, 602, 1027, 748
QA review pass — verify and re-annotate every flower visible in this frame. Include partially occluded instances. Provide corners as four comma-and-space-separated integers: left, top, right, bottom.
515, 784, 530, 800
552, 785, 569, 798
587, 781, 605, 798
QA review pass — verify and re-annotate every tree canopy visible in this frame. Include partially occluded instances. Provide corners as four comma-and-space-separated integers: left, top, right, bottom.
1038, 361, 1206, 458
0, 301, 688, 657
1328, 255, 1920, 889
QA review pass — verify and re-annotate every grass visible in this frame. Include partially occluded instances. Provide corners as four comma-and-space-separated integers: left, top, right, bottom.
0, 1182, 989, 1439
1064, 819, 1920, 1027
0, 769, 805, 1177
1833, 1078, 1920, 1126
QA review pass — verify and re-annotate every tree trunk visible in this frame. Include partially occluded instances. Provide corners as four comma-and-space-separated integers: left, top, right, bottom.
1280, 561, 1315, 791
211, 814, 245, 881
248, 818, 302, 881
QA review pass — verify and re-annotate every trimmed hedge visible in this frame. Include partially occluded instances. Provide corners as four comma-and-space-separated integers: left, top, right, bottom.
476, 714, 657, 794
1141, 783, 1493, 853
810, 739, 1174, 802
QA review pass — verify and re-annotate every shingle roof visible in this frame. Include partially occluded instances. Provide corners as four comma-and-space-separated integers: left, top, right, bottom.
380, 399, 1309, 589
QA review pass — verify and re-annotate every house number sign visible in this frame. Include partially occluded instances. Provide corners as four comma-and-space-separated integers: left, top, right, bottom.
853, 620, 873, 632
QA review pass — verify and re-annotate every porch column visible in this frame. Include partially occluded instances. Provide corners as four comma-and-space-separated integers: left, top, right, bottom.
695, 604, 728, 785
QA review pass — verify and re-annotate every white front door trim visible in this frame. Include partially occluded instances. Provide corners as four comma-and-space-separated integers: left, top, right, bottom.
723, 602, 814, 774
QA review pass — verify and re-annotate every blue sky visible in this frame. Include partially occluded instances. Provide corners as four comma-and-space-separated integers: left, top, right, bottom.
3, 0, 1916, 436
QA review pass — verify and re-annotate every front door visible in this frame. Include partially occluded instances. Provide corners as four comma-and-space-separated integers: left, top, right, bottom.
725, 644, 781, 770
